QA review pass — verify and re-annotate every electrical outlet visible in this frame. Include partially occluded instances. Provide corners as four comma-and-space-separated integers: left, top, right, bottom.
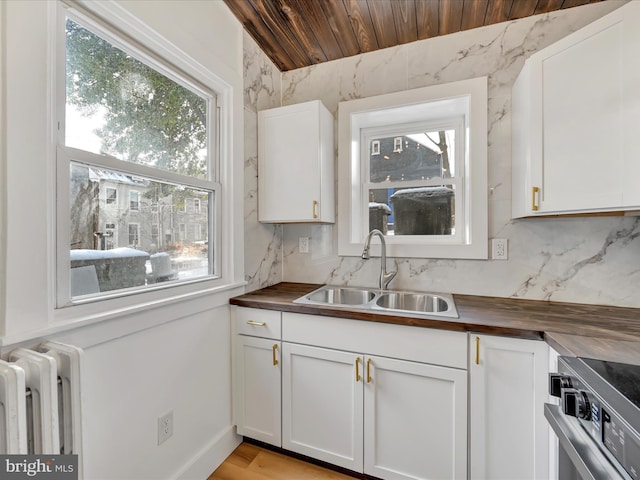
158, 411, 173, 445
492, 238, 508, 260
299, 237, 310, 253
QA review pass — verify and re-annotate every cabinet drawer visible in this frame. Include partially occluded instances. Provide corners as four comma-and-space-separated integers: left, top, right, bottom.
234, 307, 281, 339
282, 312, 467, 369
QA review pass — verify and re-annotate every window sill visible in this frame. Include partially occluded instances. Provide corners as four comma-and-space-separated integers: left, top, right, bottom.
0, 280, 246, 348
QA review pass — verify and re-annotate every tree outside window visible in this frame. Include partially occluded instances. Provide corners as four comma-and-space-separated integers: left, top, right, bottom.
62, 15, 217, 301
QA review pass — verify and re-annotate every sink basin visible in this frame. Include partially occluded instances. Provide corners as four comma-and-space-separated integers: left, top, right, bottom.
294, 285, 458, 318
303, 287, 376, 306
375, 292, 451, 314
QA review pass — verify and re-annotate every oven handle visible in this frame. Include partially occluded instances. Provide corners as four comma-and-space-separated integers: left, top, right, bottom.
544, 403, 626, 480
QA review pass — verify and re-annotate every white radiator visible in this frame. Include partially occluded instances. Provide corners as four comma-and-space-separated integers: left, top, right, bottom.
38, 341, 83, 456
0, 360, 27, 453
0, 341, 83, 462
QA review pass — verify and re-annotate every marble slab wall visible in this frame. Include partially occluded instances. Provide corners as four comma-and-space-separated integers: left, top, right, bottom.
243, 32, 283, 291
243, 2, 640, 308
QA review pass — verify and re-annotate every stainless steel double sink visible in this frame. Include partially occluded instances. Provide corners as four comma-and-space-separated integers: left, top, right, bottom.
294, 285, 458, 319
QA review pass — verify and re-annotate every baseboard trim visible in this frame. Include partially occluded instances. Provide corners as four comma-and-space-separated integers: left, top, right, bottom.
174, 426, 241, 479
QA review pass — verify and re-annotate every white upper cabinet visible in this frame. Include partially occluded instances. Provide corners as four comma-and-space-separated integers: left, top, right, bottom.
258, 100, 335, 223
512, 2, 640, 218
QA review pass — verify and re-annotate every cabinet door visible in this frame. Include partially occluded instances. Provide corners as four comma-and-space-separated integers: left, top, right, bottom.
364, 356, 467, 480
541, 14, 625, 212
235, 336, 281, 446
512, 2, 640, 216
258, 100, 334, 223
469, 335, 549, 480
282, 343, 363, 471
620, 4, 640, 207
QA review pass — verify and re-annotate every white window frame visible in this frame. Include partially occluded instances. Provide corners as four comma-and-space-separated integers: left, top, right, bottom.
393, 136, 403, 153
53, 2, 235, 310
337, 77, 488, 259
105, 226, 116, 250
128, 222, 140, 246
129, 191, 140, 212
371, 139, 380, 155
105, 186, 117, 205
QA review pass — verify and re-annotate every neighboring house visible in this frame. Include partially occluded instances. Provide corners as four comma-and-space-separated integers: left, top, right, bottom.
70, 166, 208, 253
370, 135, 443, 184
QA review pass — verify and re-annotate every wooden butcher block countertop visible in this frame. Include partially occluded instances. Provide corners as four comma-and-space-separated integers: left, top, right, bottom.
230, 282, 640, 365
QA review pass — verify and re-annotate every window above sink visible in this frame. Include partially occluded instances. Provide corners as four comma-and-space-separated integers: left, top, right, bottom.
337, 77, 488, 259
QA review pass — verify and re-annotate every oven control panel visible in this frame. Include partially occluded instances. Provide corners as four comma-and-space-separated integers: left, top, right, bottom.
552, 358, 640, 480
602, 407, 640, 479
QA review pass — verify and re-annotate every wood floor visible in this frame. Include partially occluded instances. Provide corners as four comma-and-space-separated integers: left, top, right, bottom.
208, 442, 358, 480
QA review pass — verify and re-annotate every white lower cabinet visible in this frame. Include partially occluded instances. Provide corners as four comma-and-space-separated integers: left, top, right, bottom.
233, 308, 551, 480
281, 313, 468, 480
233, 307, 282, 447
469, 334, 550, 480
282, 343, 363, 471
282, 343, 467, 480
235, 335, 281, 446
363, 355, 467, 480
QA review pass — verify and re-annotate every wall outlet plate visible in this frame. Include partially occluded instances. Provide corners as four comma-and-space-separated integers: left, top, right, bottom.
299, 237, 310, 253
492, 238, 508, 260
158, 410, 173, 445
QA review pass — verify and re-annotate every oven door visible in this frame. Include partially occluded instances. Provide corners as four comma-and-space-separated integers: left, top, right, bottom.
545, 404, 629, 480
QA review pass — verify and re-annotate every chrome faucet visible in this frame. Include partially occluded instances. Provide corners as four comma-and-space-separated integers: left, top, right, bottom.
362, 229, 396, 290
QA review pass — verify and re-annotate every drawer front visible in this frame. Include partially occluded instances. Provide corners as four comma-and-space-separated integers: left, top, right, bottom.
234, 306, 282, 339
282, 312, 467, 369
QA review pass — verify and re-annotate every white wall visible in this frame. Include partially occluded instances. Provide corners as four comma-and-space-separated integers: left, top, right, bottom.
243, 1, 640, 308
1, 1, 245, 477
51, 297, 239, 479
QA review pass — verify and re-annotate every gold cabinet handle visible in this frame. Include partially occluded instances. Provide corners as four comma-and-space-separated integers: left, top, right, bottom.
366, 358, 372, 383
531, 186, 539, 211
312, 200, 319, 219
355, 357, 361, 382
272, 344, 278, 366
247, 320, 266, 326
475, 337, 480, 365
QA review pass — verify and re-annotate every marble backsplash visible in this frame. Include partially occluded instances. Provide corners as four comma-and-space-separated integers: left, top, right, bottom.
243, 31, 283, 290
243, 1, 640, 308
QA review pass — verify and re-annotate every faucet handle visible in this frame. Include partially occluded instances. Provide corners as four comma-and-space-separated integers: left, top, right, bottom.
381, 269, 396, 290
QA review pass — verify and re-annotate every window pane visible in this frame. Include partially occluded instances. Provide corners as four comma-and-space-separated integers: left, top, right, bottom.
105, 187, 117, 204
369, 186, 455, 236
65, 19, 208, 179
369, 130, 455, 183
129, 191, 140, 211
69, 162, 212, 297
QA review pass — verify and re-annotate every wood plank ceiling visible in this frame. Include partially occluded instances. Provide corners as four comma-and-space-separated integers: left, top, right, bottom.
223, 0, 605, 71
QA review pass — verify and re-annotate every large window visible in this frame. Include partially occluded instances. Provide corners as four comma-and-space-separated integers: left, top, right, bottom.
338, 78, 488, 259
58, 12, 220, 304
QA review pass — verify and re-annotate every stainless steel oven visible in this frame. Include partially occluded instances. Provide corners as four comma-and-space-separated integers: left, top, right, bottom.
546, 356, 640, 480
